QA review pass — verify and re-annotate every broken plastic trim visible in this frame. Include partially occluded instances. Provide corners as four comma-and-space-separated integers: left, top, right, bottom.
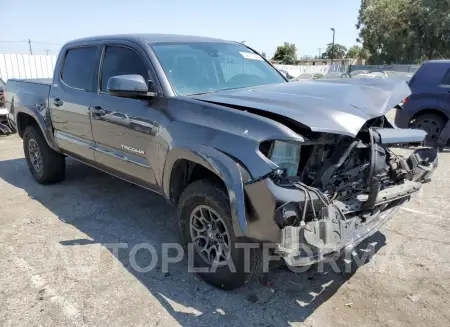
244, 168, 283, 185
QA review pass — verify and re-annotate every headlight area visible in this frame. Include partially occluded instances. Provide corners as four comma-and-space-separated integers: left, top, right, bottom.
259, 140, 301, 177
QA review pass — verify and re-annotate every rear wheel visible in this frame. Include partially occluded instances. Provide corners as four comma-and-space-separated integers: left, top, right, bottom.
177, 179, 261, 290
410, 113, 446, 147
23, 125, 65, 184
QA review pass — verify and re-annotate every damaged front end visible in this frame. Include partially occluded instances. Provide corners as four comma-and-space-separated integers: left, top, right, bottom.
244, 119, 437, 266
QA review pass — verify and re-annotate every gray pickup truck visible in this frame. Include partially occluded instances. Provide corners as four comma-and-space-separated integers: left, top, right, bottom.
5, 34, 437, 289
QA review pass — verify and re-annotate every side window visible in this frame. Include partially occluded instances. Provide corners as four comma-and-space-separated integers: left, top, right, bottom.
100, 46, 148, 92
61, 47, 97, 90
442, 69, 450, 85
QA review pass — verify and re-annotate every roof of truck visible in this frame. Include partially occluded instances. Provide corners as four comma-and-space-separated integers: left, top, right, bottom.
65, 34, 234, 46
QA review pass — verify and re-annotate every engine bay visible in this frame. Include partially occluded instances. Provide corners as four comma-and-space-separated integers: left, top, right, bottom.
299, 134, 402, 203
262, 117, 438, 228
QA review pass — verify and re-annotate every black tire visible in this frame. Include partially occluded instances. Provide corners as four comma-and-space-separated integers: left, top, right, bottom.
177, 179, 261, 290
23, 125, 65, 184
410, 113, 446, 147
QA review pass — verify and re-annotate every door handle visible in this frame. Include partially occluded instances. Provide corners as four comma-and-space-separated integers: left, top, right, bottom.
89, 106, 106, 116
53, 98, 63, 107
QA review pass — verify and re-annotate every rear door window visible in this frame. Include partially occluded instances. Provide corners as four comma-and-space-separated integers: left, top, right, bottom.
61, 47, 97, 90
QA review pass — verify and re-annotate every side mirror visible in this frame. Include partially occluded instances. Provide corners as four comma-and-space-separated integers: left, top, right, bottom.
107, 74, 155, 98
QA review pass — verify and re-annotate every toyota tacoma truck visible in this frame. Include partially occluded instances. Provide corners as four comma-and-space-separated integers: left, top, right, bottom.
5, 34, 437, 289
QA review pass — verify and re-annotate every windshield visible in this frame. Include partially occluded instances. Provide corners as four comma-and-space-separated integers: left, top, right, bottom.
152, 42, 286, 95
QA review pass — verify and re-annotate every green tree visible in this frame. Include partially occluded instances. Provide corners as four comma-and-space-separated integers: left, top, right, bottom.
272, 42, 297, 65
356, 0, 419, 63
321, 43, 348, 59
356, 0, 450, 64
346, 45, 369, 59
412, 0, 450, 59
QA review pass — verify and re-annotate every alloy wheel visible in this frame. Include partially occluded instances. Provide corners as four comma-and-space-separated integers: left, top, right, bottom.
28, 139, 43, 175
189, 205, 231, 266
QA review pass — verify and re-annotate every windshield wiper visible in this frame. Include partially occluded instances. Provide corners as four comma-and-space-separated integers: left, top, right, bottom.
188, 85, 259, 96
188, 91, 215, 96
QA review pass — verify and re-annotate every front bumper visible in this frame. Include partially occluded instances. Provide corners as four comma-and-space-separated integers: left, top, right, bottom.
277, 199, 404, 266
244, 147, 437, 266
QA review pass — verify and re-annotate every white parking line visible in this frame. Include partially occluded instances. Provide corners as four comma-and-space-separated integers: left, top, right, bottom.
9, 247, 83, 325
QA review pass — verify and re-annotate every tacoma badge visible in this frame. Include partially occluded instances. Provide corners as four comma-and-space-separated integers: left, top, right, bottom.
121, 145, 145, 155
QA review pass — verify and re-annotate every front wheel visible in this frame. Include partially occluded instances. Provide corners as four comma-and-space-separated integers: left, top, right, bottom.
177, 179, 261, 290
23, 125, 65, 184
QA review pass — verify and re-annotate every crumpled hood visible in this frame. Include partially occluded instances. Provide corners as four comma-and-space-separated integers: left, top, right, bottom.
192, 78, 410, 137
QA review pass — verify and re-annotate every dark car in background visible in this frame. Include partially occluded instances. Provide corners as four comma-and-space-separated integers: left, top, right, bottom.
395, 60, 450, 146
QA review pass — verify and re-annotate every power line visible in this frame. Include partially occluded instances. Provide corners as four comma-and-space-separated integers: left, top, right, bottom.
31, 41, 62, 46
0, 40, 28, 43
0, 40, 62, 46
0, 39, 62, 55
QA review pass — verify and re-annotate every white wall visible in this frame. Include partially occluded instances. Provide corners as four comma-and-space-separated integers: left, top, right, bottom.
0, 54, 57, 81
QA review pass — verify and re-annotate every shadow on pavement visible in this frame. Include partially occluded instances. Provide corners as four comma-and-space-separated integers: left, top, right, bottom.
0, 157, 387, 326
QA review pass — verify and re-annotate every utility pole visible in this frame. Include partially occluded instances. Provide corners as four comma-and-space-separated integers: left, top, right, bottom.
318, 48, 322, 59
28, 39, 33, 55
330, 28, 335, 64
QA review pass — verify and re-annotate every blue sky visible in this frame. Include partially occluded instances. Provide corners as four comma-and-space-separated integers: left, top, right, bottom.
2, 0, 361, 57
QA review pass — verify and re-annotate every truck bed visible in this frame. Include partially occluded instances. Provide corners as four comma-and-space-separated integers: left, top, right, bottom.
10, 78, 52, 86
5, 79, 52, 132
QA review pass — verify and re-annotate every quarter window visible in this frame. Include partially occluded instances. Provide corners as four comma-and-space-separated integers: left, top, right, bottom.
100, 46, 148, 92
61, 47, 97, 90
